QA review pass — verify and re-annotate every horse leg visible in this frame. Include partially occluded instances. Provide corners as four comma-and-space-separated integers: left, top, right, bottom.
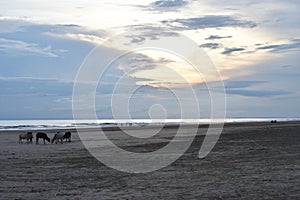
43, 138, 46, 144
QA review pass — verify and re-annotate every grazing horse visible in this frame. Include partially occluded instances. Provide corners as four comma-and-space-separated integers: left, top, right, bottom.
63, 131, 72, 142
36, 132, 50, 144
51, 132, 64, 144
19, 132, 33, 143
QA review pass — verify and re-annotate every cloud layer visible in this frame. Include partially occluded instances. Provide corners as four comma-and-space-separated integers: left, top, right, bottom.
162, 15, 256, 30
0, 38, 65, 57
0, 0, 299, 119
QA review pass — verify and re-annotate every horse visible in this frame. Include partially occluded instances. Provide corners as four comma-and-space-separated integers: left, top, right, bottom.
36, 132, 50, 144
63, 131, 71, 142
19, 132, 33, 143
51, 132, 64, 144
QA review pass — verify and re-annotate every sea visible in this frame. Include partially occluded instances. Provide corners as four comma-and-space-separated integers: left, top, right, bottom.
0, 118, 299, 131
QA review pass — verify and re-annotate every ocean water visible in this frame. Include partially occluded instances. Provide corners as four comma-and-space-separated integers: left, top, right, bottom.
0, 118, 298, 131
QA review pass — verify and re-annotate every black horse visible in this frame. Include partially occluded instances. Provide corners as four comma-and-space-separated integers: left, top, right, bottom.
36, 132, 50, 144
63, 131, 72, 142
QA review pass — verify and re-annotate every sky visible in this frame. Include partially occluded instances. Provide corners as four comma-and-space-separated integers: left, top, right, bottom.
0, 0, 299, 120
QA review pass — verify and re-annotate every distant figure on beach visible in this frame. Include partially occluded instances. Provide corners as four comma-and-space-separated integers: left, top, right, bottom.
51, 132, 64, 144
36, 132, 50, 144
271, 120, 277, 123
63, 131, 72, 142
19, 132, 33, 143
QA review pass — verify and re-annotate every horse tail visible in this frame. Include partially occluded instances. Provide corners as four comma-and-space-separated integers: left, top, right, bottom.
51, 134, 57, 144
46, 135, 50, 142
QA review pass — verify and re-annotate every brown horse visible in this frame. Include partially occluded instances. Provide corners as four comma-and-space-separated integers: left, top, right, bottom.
19, 132, 33, 143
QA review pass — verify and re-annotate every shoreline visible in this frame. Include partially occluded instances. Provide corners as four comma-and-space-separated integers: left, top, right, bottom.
1, 120, 299, 133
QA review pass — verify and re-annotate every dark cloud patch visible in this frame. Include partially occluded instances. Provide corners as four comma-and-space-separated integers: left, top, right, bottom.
291, 38, 300, 42
125, 24, 179, 44
225, 81, 267, 89
256, 39, 300, 52
117, 53, 175, 76
162, 15, 256, 30
122, 53, 167, 72
205, 35, 232, 40
57, 24, 81, 28
129, 36, 145, 43
257, 44, 281, 50
151, 0, 188, 8
200, 43, 220, 49
226, 89, 291, 97
222, 47, 245, 55
281, 65, 292, 68
149, 0, 188, 11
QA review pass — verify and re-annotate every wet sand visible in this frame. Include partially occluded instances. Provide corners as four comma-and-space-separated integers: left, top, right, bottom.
0, 122, 299, 199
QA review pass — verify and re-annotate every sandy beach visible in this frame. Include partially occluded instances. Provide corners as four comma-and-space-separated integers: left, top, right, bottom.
0, 121, 299, 199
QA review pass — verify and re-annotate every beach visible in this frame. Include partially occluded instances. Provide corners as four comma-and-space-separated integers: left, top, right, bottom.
0, 121, 299, 199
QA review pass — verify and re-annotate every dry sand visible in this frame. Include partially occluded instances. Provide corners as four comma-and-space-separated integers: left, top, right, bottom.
0, 122, 299, 199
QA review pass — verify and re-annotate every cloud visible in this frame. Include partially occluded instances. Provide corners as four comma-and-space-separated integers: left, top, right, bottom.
109, 53, 165, 76
0, 17, 33, 33
280, 65, 292, 68
199, 43, 220, 49
0, 77, 73, 96
54, 97, 72, 103
0, 77, 74, 119
162, 15, 257, 30
0, 77, 75, 118
222, 47, 245, 55
256, 39, 300, 52
47, 33, 105, 45
149, 0, 188, 11
56, 24, 81, 28
125, 24, 179, 44
0, 18, 107, 46
0, 37, 66, 57
194, 80, 269, 99
226, 89, 291, 97
225, 81, 267, 89
205, 35, 232, 40
0, 19, 100, 81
